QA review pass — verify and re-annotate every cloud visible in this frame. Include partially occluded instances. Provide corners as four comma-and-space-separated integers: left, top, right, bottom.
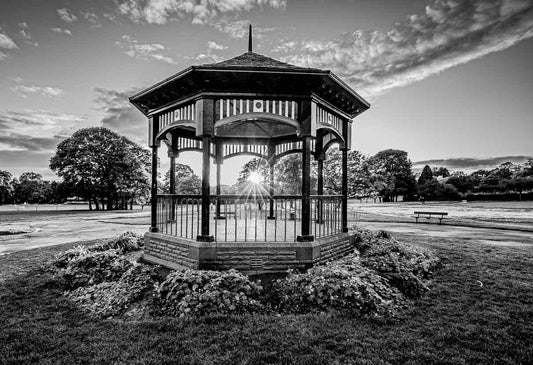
81, 10, 102, 27
213, 18, 276, 39
93, 88, 146, 145
413, 155, 532, 172
0, 110, 87, 153
0, 51, 6, 60
11, 85, 63, 98
57, 8, 78, 23
281, 0, 533, 99
116, 0, 286, 25
208, 41, 228, 50
19, 22, 28, 29
0, 31, 18, 49
51, 27, 72, 35
271, 40, 296, 53
20, 29, 31, 40
115, 35, 177, 64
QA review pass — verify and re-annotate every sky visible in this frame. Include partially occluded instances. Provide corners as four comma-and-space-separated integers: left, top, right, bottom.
0, 0, 532, 185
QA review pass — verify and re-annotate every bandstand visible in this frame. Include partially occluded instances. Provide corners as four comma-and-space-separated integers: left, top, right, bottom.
130, 29, 370, 273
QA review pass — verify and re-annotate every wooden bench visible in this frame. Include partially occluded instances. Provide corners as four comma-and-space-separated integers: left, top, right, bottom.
214, 211, 236, 220
413, 211, 448, 225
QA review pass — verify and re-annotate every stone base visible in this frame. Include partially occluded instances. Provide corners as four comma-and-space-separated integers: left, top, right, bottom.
142, 232, 356, 274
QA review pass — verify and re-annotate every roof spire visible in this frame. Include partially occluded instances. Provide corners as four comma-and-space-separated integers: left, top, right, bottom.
248, 24, 252, 53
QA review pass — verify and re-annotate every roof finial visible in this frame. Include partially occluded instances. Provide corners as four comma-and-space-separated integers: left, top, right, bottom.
248, 24, 252, 53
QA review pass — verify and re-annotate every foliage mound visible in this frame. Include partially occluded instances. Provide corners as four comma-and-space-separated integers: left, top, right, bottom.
271, 255, 404, 316
66, 265, 160, 318
47, 230, 440, 319
155, 269, 264, 317
90, 231, 144, 254
353, 229, 441, 297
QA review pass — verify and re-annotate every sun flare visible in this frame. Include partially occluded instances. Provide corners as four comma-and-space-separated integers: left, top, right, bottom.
248, 171, 262, 184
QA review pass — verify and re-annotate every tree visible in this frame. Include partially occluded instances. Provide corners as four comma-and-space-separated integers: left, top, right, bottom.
50, 127, 151, 210
0, 170, 13, 204
162, 163, 198, 193
366, 149, 417, 202
432, 167, 450, 178
237, 158, 269, 186
14, 172, 49, 204
418, 165, 434, 185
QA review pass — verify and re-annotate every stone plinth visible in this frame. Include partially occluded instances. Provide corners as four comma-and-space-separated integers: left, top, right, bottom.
142, 232, 356, 274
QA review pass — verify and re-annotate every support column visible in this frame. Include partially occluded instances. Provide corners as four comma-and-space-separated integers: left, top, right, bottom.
342, 147, 348, 232
297, 136, 314, 242
214, 142, 224, 219
316, 156, 324, 224
197, 137, 214, 241
268, 143, 276, 220
169, 150, 176, 221
149, 114, 159, 233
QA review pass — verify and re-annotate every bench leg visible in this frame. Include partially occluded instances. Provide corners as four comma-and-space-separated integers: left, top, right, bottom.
415, 217, 419, 224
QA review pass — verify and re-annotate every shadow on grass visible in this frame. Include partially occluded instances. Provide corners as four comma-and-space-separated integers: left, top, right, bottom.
1, 236, 532, 364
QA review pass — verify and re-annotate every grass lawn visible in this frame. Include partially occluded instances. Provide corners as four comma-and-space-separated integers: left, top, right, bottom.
1, 232, 532, 364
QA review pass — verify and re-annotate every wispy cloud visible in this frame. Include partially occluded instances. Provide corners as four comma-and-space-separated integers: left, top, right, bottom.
81, 10, 102, 28
271, 40, 296, 53
213, 18, 276, 39
50, 27, 72, 35
0, 30, 18, 49
115, 35, 177, 64
0, 110, 87, 152
208, 41, 228, 50
116, 0, 286, 25
18, 22, 28, 29
281, 0, 533, 99
11, 85, 63, 98
93, 88, 146, 145
57, 8, 78, 23
413, 155, 532, 172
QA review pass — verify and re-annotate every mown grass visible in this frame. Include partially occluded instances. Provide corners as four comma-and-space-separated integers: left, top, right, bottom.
1, 233, 532, 364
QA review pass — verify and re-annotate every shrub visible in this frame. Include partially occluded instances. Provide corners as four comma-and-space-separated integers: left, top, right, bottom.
90, 231, 143, 254
66, 265, 160, 318
353, 229, 441, 297
155, 269, 264, 317
271, 255, 404, 316
51, 249, 133, 290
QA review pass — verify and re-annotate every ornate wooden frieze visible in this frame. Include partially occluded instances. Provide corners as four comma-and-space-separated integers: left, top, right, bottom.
223, 143, 268, 160
315, 104, 342, 134
158, 103, 196, 131
215, 99, 298, 121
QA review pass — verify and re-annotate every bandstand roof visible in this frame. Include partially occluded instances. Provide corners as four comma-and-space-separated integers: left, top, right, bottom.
130, 51, 369, 119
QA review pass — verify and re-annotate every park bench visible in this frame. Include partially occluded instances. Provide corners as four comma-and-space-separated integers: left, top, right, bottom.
413, 211, 448, 225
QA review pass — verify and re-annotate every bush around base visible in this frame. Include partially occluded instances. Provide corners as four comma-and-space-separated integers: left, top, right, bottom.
47, 229, 441, 319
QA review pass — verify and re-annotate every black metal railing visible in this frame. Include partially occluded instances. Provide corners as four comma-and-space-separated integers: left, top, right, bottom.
156, 194, 353, 242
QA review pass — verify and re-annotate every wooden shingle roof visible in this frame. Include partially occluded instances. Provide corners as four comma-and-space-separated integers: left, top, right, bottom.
197, 52, 322, 72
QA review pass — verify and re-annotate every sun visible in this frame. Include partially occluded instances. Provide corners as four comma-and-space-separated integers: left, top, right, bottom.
248, 171, 262, 184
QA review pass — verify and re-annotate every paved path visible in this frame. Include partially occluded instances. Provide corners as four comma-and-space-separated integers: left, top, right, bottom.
0, 210, 150, 255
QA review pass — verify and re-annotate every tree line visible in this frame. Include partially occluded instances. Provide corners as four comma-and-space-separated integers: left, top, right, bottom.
1, 127, 532, 207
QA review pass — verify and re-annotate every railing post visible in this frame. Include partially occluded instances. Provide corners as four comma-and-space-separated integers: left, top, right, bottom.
342, 147, 348, 232
149, 115, 159, 233
214, 142, 223, 219
298, 136, 314, 242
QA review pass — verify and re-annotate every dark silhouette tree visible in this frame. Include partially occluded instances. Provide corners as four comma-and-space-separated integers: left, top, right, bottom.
50, 127, 150, 210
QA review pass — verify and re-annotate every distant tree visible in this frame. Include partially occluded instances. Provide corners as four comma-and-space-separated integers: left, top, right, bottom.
14, 172, 48, 204
0, 170, 14, 204
366, 149, 417, 202
418, 165, 434, 185
447, 172, 475, 194
50, 127, 151, 210
432, 166, 450, 178
162, 163, 198, 193
237, 158, 269, 186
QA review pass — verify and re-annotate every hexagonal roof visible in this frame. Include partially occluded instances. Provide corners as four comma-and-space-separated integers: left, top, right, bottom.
130, 51, 369, 118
